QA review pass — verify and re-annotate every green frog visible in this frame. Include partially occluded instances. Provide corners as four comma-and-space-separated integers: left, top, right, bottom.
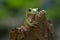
24, 8, 39, 27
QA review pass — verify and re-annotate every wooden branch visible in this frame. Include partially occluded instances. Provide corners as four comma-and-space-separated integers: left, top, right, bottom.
10, 9, 54, 40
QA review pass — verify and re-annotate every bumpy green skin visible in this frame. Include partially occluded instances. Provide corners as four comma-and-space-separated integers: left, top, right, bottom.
24, 19, 34, 27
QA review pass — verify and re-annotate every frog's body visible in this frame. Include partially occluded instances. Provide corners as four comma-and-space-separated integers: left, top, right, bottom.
24, 8, 39, 27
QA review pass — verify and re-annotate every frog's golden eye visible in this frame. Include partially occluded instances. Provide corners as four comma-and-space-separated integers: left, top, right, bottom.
28, 8, 31, 12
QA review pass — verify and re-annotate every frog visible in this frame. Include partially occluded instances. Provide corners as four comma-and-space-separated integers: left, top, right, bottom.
24, 8, 40, 27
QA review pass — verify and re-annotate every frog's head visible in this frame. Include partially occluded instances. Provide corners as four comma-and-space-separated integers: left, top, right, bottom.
26, 8, 39, 22
26, 8, 39, 17
27, 8, 39, 14
28, 8, 39, 13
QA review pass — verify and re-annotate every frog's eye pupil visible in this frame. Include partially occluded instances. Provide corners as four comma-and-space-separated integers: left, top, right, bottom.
29, 9, 31, 12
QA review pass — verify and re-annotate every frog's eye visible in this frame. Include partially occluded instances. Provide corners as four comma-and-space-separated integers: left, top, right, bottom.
32, 8, 39, 12
32, 9, 37, 11
28, 8, 31, 12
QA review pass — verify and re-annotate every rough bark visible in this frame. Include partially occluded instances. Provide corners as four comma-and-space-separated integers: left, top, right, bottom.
10, 10, 54, 40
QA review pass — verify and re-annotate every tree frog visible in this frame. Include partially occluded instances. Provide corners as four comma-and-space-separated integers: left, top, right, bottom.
24, 8, 39, 27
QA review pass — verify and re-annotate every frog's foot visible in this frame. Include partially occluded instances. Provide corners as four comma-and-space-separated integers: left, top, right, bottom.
21, 26, 28, 31
16, 25, 31, 32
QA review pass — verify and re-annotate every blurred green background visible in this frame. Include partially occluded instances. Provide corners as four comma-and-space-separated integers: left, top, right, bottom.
0, 0, 60, 40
